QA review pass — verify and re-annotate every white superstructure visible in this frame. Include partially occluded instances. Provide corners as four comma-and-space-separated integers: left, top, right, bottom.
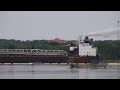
78, 36, 97, 57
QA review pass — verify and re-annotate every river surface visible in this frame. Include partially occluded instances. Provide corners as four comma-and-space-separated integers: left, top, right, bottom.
0, 64, 120, 79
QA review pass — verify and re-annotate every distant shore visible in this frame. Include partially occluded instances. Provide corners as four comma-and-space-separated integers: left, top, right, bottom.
0, 62, 120, 65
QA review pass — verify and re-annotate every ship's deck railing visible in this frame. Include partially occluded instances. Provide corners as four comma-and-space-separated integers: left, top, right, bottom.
0, 49, 68, 56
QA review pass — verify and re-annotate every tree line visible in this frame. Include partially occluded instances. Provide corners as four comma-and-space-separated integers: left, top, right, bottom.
0, 39, 69, 52
93, 40, 120, 60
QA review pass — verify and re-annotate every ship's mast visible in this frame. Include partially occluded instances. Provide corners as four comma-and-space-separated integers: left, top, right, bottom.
117, 20, 120, 40
78, 35, 84, 45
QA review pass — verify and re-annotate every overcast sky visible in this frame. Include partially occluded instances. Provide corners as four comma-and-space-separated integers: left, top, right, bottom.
0, 11, 120, 40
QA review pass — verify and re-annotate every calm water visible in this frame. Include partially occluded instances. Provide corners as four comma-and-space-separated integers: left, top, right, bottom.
0, 64, 120, 79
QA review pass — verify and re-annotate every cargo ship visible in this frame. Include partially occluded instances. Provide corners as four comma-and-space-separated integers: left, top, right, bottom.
0, 36, 100, 64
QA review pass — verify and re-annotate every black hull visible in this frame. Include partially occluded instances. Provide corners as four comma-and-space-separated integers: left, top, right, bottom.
69, 55, 99, 64
0, 55, 99, 64
0, 56, 68, 63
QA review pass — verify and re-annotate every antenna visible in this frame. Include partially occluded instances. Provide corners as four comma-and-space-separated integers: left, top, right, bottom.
78, 35, 84, 46
78, 36, 80, 45
118, 21, 120, 27
117, 21, 120, 40
78, 35, 82, 41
